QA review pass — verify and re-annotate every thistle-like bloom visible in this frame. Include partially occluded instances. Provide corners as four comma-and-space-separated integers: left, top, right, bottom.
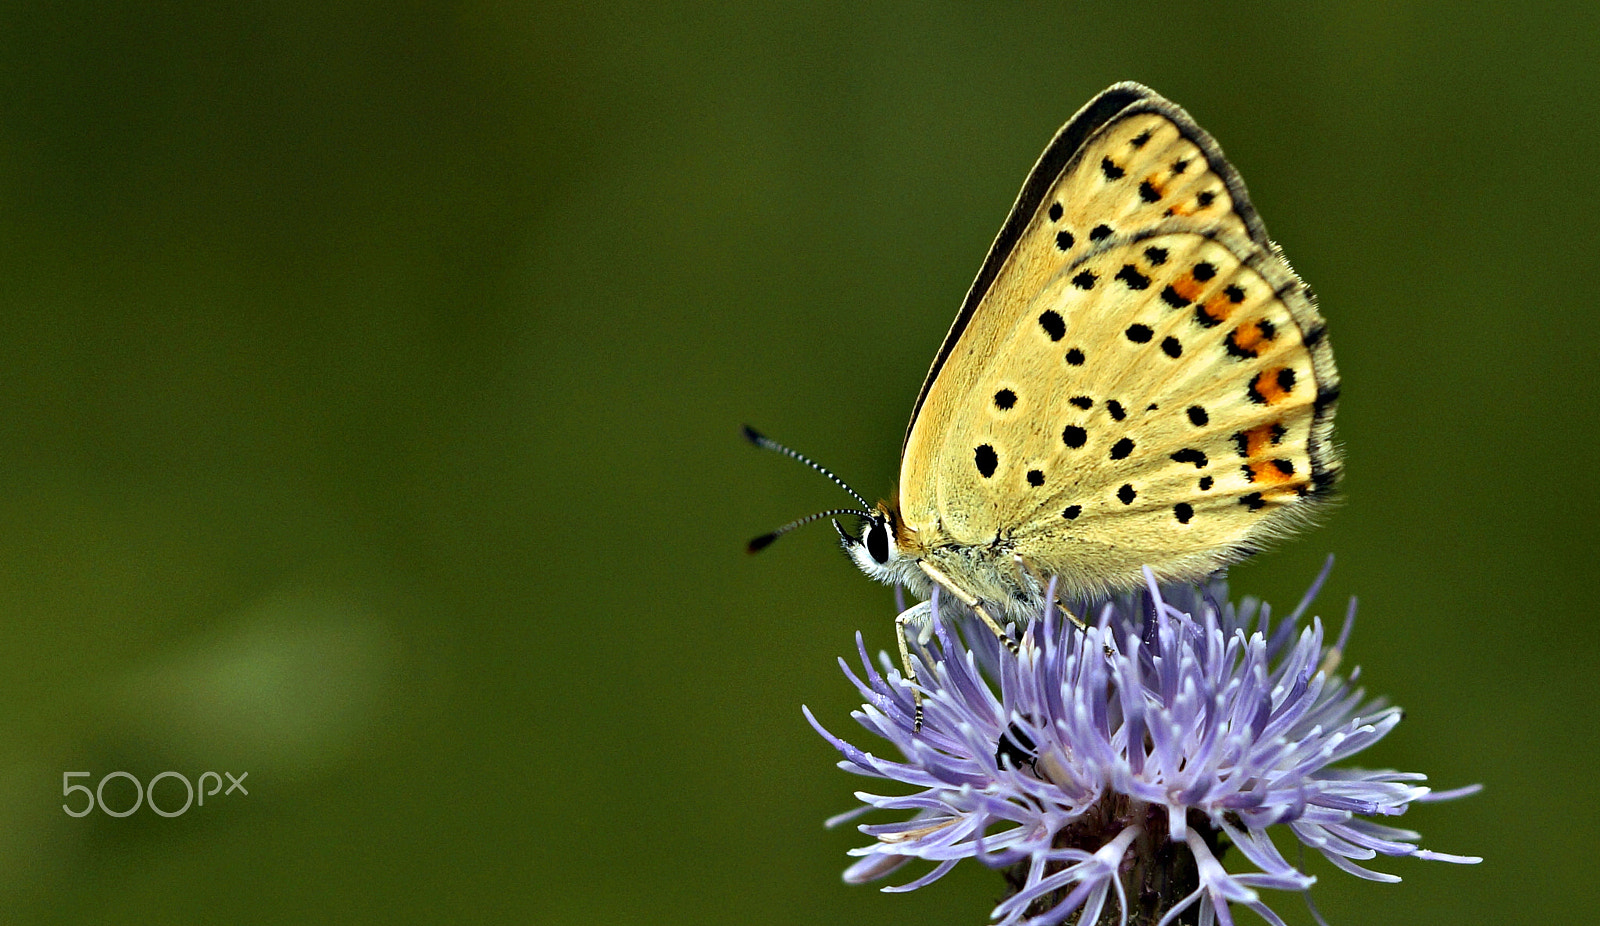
807, 564, 1479, 926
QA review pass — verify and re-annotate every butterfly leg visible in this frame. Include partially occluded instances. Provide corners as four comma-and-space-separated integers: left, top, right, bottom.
916, 561, 1019, 654
894, 607, 927, 732
1012, 553, 1090, 633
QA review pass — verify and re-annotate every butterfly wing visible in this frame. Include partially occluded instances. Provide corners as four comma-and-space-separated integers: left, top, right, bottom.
899, 83, 1339, 596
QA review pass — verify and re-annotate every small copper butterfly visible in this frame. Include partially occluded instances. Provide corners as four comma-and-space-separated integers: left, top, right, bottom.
749, 82, 1340, 716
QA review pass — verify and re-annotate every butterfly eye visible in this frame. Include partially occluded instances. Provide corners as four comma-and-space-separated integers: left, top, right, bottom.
866, 519, 891, 565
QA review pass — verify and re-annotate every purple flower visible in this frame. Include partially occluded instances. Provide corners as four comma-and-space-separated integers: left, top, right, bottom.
807, 562, 1479, 926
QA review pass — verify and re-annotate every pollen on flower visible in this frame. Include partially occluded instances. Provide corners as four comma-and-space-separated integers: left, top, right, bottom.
805, 562, 1480, 926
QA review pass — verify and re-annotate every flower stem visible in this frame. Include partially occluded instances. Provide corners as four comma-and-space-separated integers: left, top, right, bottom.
1000, 797, 1223, 925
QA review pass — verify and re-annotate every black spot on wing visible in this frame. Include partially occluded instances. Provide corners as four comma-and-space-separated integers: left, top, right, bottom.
1038, 310, 1066, 341
1100, 157, 1125, 180
1115, 265, 1151, 290
975, 444, 998, 478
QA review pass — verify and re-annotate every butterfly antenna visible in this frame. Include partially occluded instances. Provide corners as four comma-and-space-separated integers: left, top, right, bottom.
741, 425, 874, 510
743, 425, 876, 553
747, 508, 872, 554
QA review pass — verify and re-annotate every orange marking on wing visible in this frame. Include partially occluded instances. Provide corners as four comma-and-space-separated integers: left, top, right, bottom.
1244, 460, 1298, 486
1232, 319, 1273, 354
1170, 276, 1204, 303
1237, 423, 1281, 457
1201, 293, 1239, 325
1250, 368, 1295, 405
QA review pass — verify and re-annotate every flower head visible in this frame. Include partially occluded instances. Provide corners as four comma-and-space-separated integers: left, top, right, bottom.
807, 563, 1479, 926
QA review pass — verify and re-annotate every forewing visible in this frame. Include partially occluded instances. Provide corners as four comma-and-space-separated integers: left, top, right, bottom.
898, 83, 1338, 591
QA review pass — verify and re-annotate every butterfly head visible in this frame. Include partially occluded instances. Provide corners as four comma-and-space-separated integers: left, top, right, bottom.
743, 427, 926, 586
836, 499, 929, 589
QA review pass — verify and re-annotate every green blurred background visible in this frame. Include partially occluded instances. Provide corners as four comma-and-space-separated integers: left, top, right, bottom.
0, 2, 1590, 922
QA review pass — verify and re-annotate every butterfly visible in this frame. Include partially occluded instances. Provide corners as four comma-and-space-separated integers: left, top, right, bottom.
749, 82, 1340, 701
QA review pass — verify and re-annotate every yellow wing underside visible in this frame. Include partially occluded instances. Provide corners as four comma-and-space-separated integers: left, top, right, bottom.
898, 98, 1339, 596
